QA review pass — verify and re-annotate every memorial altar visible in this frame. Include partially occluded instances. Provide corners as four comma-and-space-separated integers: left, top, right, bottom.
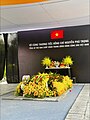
45, 67, 72, 78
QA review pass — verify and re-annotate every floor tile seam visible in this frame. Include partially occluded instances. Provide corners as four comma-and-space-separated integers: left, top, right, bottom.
69, 109, 86, 114
69, 106, 87, 110
69, 107, 87, 113
70, 106, 87, 109
70, 99, 88, 109
78, 95, 90, 97
75, 99, 89, 102
64, 85, 85, 120
66, 114, 85, 119
68, 91, 89, 119
65, 84, 89, 120
66, 112, 86, 115
72, 97, 89, 103
83, 101, 90, 119
75, 85, 89, 97
68, 112, 86, 114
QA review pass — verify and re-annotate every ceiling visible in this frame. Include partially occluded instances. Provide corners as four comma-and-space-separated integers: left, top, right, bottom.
0, 0, 89, 33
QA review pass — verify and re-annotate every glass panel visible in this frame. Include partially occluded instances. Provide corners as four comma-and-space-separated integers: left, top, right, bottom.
6, 33, 19, 83
0, 34, 5, 80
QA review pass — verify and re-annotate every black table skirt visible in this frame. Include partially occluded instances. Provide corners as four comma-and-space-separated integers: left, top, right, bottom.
45, 67, 72, 78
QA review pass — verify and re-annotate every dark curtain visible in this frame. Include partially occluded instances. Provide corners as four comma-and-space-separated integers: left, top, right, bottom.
0, 34, 5, 80
4, 33, 19, 83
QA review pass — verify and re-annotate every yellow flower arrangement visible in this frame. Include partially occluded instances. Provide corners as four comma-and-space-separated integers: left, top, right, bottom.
62, 56, 73, 66
53, 82, 65, 96
14, 82, 23, 96
63, 76, 73, 88
15, 72, 73, 98
42, 57, 51, 68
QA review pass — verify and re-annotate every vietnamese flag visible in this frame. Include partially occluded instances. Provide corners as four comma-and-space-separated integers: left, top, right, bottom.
51, 30, 64, 39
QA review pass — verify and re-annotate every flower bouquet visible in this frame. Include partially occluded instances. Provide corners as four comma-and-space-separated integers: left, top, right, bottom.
54, 61, 60, 68
42, 57, 51, 68
62, 56, 73, 67
15, 72, 73, 98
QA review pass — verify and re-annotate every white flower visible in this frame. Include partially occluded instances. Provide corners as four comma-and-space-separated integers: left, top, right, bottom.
21, 83, 25, 91
22, 75, 30, 81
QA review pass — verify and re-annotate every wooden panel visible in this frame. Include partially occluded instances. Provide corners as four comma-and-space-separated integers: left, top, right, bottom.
0, 0, 47, 6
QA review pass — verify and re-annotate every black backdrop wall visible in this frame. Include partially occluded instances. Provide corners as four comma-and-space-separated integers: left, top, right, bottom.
18, 25, 90, 83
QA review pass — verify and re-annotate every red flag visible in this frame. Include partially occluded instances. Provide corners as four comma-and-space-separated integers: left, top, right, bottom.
51, 30, 64, 39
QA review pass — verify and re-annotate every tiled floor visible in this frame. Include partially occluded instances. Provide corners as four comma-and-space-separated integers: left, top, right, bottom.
0, 83, 90, 120
65, 84, 90, 120
0, 83, 17, 95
